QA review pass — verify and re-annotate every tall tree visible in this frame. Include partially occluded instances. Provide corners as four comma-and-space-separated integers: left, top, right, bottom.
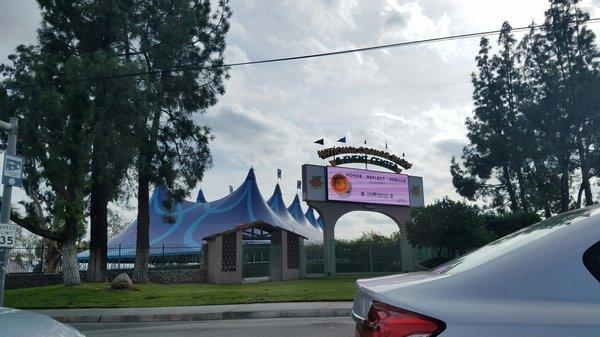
452, 32, 525, 212
539, 0, 599, 208
453, 0, 600, 215
517, 23, 565, 217
0, 1, 139, 284
0, 46, 92, 285
129, 0, 231, 282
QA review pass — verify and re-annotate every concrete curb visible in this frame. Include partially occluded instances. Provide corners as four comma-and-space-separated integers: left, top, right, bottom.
33, 302, 353, 324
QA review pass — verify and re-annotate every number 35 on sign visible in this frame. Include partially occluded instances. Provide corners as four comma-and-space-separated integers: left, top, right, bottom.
0, 223, 16, 248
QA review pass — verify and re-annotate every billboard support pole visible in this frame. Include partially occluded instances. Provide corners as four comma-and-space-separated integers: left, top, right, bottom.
0, 117, 19, 306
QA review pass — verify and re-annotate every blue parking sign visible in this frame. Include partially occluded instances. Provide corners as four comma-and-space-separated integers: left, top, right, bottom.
2, 154, 23, 187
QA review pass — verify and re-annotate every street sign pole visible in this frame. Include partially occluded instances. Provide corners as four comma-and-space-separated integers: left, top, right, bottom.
0, 117, 19, 306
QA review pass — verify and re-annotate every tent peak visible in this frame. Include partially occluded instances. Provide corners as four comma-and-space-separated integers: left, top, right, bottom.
245, 167, 256, 181
196, 189, 207, 203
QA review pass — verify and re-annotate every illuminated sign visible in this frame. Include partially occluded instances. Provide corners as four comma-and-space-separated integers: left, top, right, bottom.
326, 166, 410, 206
317, 146, 412, 173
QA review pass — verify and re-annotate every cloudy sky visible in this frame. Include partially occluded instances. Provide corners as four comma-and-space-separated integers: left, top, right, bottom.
2, 0, 600, 239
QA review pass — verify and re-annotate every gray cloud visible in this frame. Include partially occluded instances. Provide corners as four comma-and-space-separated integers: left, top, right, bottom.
384, 11, 407, 28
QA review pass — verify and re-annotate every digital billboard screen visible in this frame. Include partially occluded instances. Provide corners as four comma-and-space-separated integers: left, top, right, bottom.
326, 166, 410, 206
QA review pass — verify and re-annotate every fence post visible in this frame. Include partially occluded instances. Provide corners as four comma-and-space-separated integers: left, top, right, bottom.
368, 241, 373, 273
118, 244, 121, 270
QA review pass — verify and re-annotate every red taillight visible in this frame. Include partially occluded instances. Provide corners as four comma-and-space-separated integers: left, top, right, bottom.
355, 301, 445, 337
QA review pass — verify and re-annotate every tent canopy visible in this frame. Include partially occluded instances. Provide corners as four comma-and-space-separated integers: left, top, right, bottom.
78, 168, 320, 261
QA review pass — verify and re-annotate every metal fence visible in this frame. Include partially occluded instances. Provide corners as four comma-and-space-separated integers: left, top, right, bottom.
6, 240, 433, 275
4, 245, 203, 274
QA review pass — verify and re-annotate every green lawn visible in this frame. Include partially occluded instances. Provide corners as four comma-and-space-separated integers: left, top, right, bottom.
4, 275, 369, 309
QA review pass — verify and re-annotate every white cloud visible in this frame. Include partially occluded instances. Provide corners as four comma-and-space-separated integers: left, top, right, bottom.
5, 0, 600, 240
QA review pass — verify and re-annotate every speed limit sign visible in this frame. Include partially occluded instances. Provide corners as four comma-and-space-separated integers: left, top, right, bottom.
0, 223, 16, 248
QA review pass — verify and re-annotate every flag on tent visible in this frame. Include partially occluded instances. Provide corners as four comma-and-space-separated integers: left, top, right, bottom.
314, 138, 324, 145
297, 180, 301, 189
337, 136, 346, 143
229, 185, 233, 194
277, 168, 282, 179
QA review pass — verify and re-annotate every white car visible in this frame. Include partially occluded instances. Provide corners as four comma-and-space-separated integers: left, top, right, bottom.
352, 205, 600, 337
0, 307, 85, 337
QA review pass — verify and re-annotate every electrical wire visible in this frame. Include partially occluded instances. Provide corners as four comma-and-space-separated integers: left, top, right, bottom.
3, 17, 600, 90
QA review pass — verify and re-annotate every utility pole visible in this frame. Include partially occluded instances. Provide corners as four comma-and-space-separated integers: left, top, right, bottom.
0, 117, 20, 306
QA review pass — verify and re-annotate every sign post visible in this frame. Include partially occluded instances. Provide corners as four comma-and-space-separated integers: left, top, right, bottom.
0, 117, 19, 306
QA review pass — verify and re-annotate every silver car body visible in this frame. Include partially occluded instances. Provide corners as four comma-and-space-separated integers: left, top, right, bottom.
353, 205, 600, 337
0, 307, 85, 337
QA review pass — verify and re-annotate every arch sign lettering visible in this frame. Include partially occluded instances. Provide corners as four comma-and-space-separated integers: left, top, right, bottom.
317, 146, 412, 173
302, 147, 423, 208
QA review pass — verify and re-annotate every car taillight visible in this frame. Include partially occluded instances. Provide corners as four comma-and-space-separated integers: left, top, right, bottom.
355, 301, 445, 337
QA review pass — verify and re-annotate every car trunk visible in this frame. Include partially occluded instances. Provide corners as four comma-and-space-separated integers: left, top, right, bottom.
353, 272, 446, 320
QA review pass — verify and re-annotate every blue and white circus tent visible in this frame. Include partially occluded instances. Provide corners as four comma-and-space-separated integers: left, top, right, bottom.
288, 194, 323, 241
267, 184, 322, 242
305, 206, 323, 231
266, 184, 296, 224
78, 168, 320, 262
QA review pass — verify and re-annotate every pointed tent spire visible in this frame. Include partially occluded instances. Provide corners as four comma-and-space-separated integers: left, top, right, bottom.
196, 189, 208, 203
267, 183, 292, 220
245, 167, 256, 181
316, 216, 325, 230
304, 206, 319, 228
287, 194, 308, 223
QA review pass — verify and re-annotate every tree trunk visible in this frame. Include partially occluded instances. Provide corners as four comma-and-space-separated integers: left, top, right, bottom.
558, 157, 570, 213
88, 163, 109, 282
576, 139, 594, 206
502, 165, 519, 211
576, 182, 584, 209
43, 239, 61, 273
532, 158, 552, 218
133, 157, 151, 283
60, 239, 81, 286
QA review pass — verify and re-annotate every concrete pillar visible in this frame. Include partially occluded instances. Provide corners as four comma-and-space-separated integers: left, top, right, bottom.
270, 230, 282, 281
206, 230, 243, 284
323, 219, 336, 275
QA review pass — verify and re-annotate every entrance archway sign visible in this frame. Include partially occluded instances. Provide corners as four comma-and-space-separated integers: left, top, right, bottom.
301, 163, 424, 274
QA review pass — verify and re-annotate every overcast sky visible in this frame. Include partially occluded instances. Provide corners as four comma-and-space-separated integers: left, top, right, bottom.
2, 0, 600, 239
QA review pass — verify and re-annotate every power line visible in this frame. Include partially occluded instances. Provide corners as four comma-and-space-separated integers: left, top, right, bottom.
3, 18, 600, 90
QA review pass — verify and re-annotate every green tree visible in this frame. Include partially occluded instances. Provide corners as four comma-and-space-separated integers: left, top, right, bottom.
405, 198, 493, 258
1, 46, 93, 284
534, 0, 599, 210
1, 1, 140, 284
451, 27, 527, 212
483, 211, 541, 238
453, 0, 600, 216
129, 0, 231, 282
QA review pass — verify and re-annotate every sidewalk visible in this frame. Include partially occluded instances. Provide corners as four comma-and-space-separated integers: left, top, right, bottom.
33, 301, 353, 323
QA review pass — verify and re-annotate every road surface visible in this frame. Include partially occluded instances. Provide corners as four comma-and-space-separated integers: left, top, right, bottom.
71, 317, 354, 337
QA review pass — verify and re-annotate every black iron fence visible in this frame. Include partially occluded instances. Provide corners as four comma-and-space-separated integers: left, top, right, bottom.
4, 245, 203, 274
6, 240, 434, 275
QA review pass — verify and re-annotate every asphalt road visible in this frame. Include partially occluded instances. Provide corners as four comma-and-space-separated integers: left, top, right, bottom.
71, 317, 354, 337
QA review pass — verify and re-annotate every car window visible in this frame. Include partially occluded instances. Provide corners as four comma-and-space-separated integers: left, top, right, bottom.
583, 241, 600, 284
434, 205, 600, 275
